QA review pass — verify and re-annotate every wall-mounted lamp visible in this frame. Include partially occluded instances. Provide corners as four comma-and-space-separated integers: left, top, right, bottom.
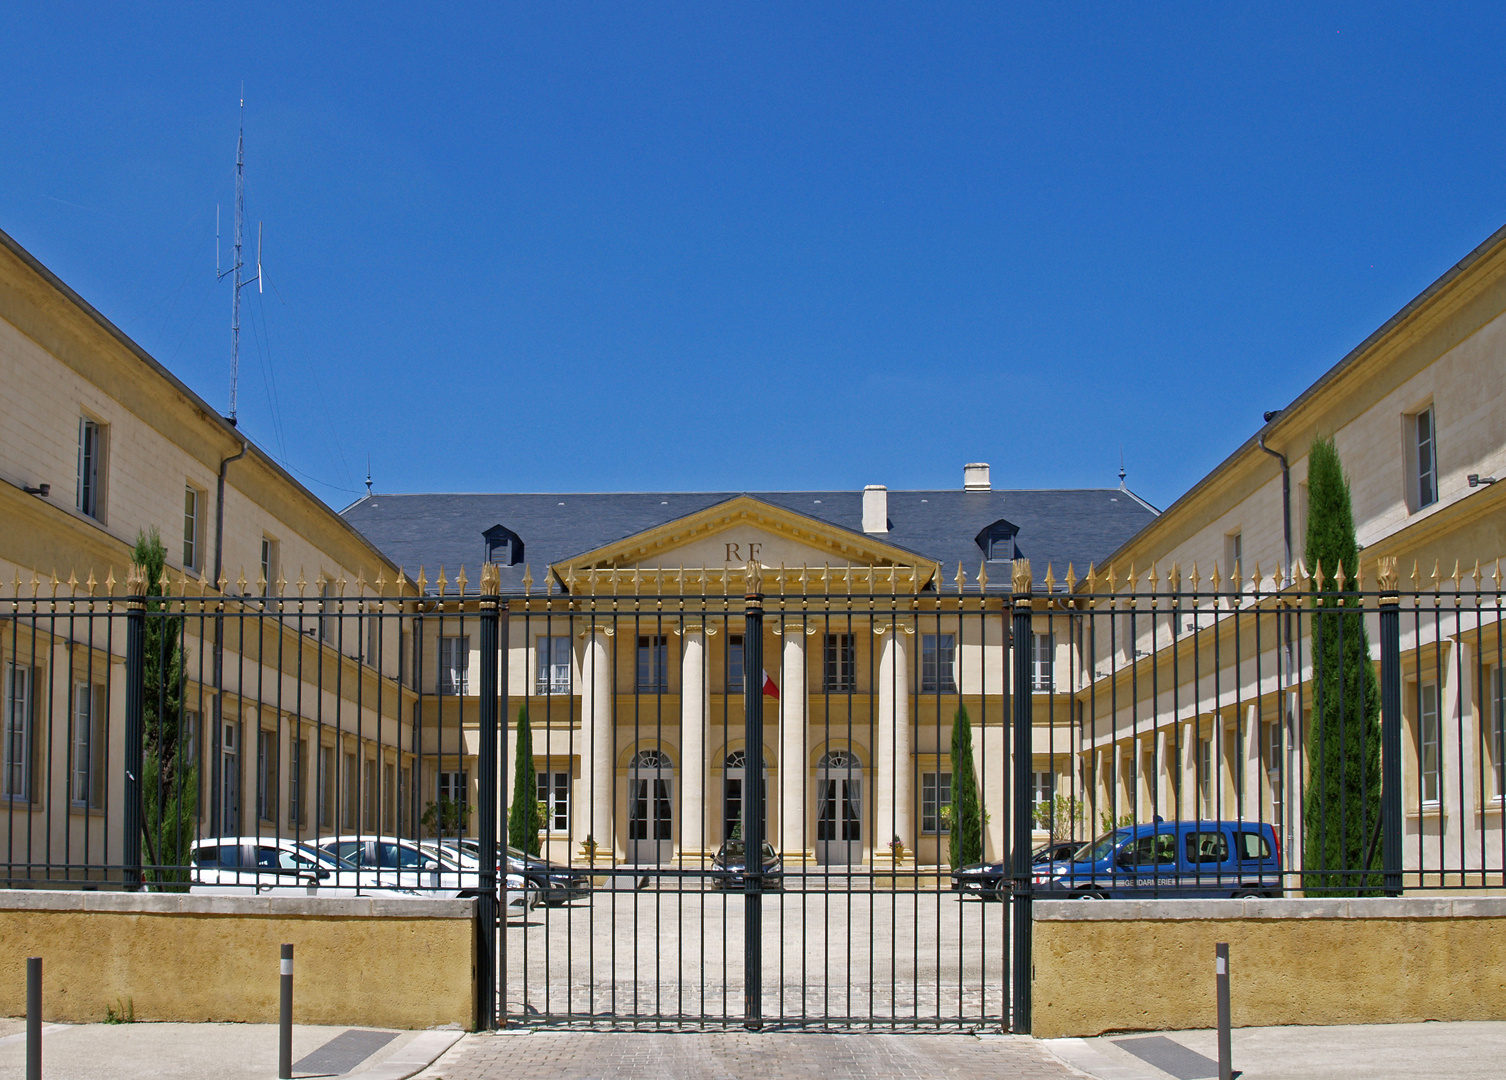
22, 483, 49, 497
1468, 474, 1498, 487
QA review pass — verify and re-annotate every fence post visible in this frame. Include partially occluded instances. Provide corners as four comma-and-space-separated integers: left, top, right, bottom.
743, 562, 765, 1030
475, 564, 501, 1030
26, 956, 40, 1080
1377, 558, 1403, 897
1010, 560, 1034, 1034
123, 565, 147, 890
279, 943, 293, 1079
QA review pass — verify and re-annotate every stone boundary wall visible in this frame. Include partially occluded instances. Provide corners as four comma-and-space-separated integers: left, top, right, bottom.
1033, 897, 1506, 1039
0, 892, 477, 1029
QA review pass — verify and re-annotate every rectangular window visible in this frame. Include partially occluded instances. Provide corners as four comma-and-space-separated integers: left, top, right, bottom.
536, 636, 572, 694
3, 664, 33, 802
727, 634, 745, 694
637, 635, 668, 692
1224, 530, 1243, 581
439, 636, 469, 695
260, 537, 278, 595
76, 417, 105, 520
1493, 670, 1506, 800
257, 729, 278, 823
1031, 769, 1055, 812
1264, 720, 1283, 811
921, 634, 956, 693
289, 738, 307, 828
1414, 406, 1438, 509
182, 484, 202, 571
920, 771, 952, 834
364, 614, 381, 668
363, 758, 378, 831
343, 752, 358, 831
320, 578, 338, 644
69, 683, 106, 810
318, 745, 333, 829
1421, 682, 1441, 804
1032, 633, 1056, 692
823, 634, 855, 692
1199, 737, 1214, 814
538, 770, 570, 832
383, 762, 396, 832
398, 764, 411, 834
438, 771, 468, 828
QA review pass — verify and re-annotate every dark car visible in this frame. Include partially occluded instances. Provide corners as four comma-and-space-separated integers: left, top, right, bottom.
1033, 840, 1086, 866
505, 845, 592, 905
710, 841, 783, 891
950, 861, 1005, 899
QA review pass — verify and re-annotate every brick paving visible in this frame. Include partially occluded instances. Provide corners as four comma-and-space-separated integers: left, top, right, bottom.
418, 1031, 1082, 1080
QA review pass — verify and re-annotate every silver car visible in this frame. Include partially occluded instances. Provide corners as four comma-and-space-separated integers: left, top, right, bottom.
314, 835, 537, 911
187, 836, 420, 898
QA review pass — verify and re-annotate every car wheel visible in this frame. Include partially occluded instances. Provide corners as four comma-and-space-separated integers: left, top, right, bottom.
1075, 889, 1106, 900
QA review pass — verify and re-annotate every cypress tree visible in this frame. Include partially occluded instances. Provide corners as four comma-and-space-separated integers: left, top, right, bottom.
508, 703, 541, 856
949, 705, 983, 868
134, 529, 197, 886
1302, 438, 1382, 896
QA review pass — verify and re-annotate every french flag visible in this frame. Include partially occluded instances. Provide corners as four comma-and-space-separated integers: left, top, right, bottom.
761, 670, 779, 699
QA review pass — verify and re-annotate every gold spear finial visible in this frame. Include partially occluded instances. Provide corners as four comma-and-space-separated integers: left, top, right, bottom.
436, 567, 448, 597
1065, 563, 1077, 591
1187, 562, 1200, 591
1333, 561, 1347, 593
955, 562, 967, 593
1208, 563, 1222, 593
455, 566, 469, 595
977, 561, 989, 592
522, 564, 534, 596
415, 567, 427, 595
85, 569, 97, 596
1042, 563, 1056, 593
236, 568, 248, 595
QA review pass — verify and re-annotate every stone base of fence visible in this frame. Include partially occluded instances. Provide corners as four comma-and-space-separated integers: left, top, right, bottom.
0, 891, 476, 1029
1033, 896, 1506, 1039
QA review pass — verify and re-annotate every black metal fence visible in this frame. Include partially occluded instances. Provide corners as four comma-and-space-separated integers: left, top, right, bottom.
2, 556, 1504, 1034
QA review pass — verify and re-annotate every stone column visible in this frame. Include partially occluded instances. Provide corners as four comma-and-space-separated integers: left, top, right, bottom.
778, 619, 809, 861
679, 625, 707, 860
876, 621, 913, 858
1243, 704, 1263, 822
579, 628, 615, 859
1155, 726, 1173, 821
1181, 719, 1199, 818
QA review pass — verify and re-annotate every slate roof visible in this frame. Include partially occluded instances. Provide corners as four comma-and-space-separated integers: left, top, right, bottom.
340, 488, 1157, 594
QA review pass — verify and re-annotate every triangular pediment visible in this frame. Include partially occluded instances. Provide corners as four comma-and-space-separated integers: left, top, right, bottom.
550, 495, 938, 594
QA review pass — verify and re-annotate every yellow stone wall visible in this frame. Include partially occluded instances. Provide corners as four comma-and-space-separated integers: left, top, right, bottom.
1032, 898, 1506, 1039
0, 893, 476, 1029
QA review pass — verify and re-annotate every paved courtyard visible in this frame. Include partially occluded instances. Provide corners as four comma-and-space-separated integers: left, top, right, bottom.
419, 1031, 1075, 1080
501, 885, 1010, 1027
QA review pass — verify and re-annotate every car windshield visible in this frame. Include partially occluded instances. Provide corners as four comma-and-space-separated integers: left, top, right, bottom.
721, 842, 776, 861
1079, 830, 1131, 863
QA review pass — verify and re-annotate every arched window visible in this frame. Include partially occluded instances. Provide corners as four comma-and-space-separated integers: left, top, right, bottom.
818, 749, 860, 770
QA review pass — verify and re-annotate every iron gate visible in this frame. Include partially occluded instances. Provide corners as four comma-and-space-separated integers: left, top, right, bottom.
489, 564, 1028, 1031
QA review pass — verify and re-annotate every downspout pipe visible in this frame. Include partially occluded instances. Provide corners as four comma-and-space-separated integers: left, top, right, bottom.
1257, 424, 1297, 872
210, 439, 247, 835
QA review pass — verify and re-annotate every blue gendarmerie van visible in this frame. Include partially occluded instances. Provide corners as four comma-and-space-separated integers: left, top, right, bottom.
1034, 820, 1282, 899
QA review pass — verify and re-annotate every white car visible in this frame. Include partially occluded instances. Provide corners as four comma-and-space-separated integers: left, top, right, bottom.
313, 835, 538, 912
187, 836, 421, 898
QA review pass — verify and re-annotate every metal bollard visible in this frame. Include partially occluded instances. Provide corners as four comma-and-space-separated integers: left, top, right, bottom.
26, 957, 40, 1080
1215, 942, 1231, 1080
279, 944, 293, 1080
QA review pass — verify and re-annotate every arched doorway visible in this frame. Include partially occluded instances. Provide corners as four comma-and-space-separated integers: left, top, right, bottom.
722, 750, 766, 847
626, 749, 674, 864
816, 749, 862, 865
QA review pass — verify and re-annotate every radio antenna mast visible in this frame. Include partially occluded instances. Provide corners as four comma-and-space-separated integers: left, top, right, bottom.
217, 89, 262, 425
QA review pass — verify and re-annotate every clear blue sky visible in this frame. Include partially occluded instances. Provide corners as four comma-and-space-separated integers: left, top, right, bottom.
5, 4, 1506, 512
